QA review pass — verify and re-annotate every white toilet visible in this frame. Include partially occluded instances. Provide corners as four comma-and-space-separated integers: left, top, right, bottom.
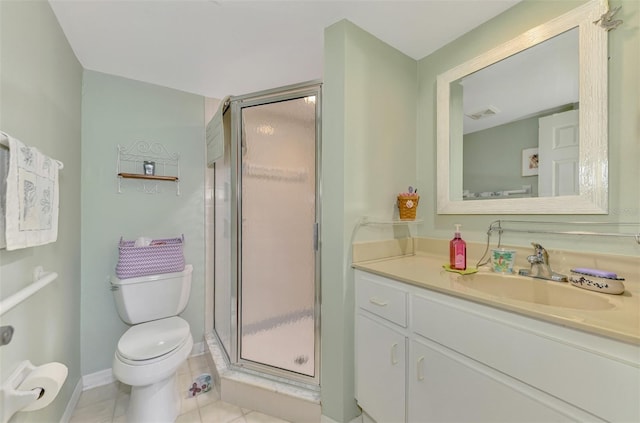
111, 264, 194, 423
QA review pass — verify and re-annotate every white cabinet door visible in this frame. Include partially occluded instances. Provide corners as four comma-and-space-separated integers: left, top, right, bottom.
356, 314, 406, 423
408, 338, 573, 423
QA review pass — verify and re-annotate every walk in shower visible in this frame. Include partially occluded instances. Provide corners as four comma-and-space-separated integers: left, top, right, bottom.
212, 82, 321, 388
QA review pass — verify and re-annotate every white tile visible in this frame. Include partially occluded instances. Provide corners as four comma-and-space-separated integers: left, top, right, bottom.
69, 398, 115, 423
176, 409, 202, 423
76, 383, 119, 409
188, 354, 206, 366
179, 373, 196, 395
181, 394, 200, 415
199, 400, 244, 423
113, 390, 130, 418
244, 411, 290, 423
116, 382, 131, 396
195, 388, 219, 407
178, 360, 191, 376
189, 354, 211, 376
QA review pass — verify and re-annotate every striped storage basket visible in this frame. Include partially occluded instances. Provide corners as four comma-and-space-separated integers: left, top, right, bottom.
116, 235, 185, 279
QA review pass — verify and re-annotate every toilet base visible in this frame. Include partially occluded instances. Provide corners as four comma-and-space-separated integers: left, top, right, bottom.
127, 373, 180, 423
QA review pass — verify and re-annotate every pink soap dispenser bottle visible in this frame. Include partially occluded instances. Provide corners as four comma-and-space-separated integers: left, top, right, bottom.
450, 224, 467, 270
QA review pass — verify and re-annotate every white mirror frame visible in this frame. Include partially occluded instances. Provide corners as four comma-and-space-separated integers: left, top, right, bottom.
437, 0, 608, 214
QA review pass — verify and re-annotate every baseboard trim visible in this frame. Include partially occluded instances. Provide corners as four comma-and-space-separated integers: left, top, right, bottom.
81, 368, 116, 390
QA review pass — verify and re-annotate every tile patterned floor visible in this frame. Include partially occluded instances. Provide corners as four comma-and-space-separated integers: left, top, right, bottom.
69, 354, 290, 423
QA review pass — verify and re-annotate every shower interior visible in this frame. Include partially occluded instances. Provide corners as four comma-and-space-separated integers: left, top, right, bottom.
212, 82, 321, 389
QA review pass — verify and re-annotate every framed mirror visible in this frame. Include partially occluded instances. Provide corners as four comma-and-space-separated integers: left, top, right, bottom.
437, 0, 608, 214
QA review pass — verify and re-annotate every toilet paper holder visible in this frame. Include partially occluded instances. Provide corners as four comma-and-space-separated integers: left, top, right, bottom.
0, 360, 67, 423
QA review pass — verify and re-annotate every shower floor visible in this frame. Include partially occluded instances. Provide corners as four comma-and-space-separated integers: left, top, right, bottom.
241, 314, 315, 377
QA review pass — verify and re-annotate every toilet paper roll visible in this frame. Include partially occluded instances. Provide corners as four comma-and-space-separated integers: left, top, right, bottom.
18, 362, 68, 411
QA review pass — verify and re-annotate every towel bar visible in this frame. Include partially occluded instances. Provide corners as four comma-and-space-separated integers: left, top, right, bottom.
0, 132, 64, 170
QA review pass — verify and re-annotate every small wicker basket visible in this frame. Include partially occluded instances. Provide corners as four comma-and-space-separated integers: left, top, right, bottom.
397, 195, 420, 220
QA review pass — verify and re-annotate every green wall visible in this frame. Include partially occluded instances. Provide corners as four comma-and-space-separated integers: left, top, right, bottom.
322, 20, 417, 422
0, 1, 83, 421
463, 116, 539, 196
416, 0, 639, 256
80, 71, 206, 375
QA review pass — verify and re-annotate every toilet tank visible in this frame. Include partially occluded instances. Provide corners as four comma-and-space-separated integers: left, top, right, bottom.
111, 264, 193, 324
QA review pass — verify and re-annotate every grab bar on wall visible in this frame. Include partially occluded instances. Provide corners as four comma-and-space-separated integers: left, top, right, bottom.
475, 220, 640, 268
487, 220, 640, 244
0, 267, 59, 317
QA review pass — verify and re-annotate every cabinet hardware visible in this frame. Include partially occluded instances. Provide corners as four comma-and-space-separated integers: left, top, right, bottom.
369, 297, 388, 307
391, 343, 399, 365
417, 356, 425, 381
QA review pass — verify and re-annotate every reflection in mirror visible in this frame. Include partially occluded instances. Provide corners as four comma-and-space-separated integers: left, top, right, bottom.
458, 29, 578, 200
437, 0, 608, 214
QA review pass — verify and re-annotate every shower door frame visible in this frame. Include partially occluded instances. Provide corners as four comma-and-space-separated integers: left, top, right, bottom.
228, 81, 322, 388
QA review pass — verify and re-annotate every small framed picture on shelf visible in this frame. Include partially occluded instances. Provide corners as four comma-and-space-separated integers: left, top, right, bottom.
522, 147, 539, 176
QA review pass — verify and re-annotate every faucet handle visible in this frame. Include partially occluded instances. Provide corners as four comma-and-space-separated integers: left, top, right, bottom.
529, 242, 549, 264
531, 242, 544, 252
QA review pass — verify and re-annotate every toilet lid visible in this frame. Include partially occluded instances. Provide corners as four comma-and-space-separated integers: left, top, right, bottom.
118, 317, 190, 361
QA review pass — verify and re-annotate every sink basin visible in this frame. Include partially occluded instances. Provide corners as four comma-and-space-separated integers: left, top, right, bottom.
456, 273, 615, 310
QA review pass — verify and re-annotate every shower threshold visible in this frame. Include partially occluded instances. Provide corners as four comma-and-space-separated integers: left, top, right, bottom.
204, 332, 321, 423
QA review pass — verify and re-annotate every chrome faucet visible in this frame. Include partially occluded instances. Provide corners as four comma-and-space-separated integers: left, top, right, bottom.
524, 242, 568, 282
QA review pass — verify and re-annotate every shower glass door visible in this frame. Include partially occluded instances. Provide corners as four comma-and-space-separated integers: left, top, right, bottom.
235, 84, 320, 384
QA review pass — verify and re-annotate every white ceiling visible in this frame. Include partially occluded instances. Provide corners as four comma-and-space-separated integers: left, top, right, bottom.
49, 0, 522, 99
462, 27, 579, 134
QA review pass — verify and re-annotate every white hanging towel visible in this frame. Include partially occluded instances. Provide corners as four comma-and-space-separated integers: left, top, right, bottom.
206, 96, 231, 168
1, 132, 61, 250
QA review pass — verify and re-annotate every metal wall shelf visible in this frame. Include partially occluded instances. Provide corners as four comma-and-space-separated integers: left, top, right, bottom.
360, 217, 424, 226
116, 141, 180, 195
117, 172, 179, 182
351, 216, 423, 248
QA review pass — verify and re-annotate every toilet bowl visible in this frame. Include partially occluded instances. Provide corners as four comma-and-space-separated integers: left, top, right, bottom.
113, 317, 193, 422
110, 265, 193, 423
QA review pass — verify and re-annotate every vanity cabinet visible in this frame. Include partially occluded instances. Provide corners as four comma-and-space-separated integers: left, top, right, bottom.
355, 270, 640, 422
355, 273, 408, 423
356, 314, 406, 422
408, 338, 569, 422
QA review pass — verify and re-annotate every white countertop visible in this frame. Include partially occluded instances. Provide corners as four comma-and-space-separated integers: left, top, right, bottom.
353, 251, 640, 345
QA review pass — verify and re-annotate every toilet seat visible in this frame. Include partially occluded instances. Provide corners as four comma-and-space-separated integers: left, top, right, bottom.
113, 318, 193, 388
117, 316, 190, 362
